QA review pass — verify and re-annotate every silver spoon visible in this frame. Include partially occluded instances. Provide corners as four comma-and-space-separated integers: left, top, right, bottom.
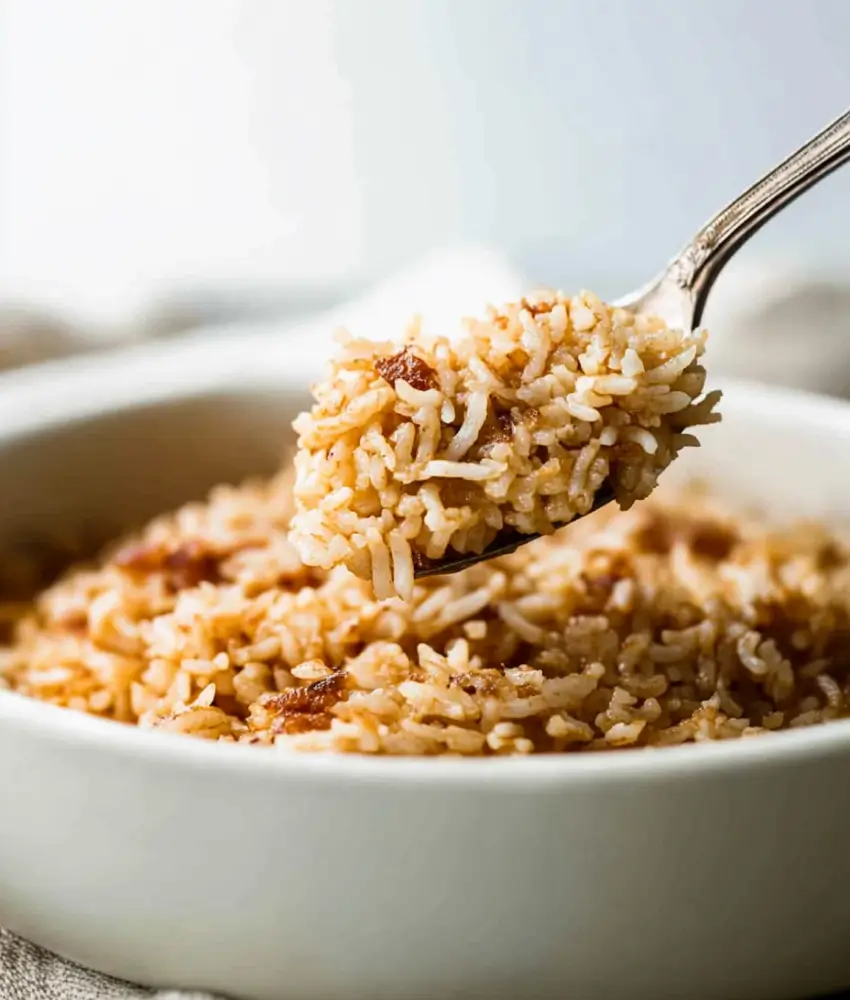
416, 107, 850, 579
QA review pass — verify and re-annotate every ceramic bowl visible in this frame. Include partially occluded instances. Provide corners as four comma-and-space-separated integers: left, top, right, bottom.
1, 335, 850, 1000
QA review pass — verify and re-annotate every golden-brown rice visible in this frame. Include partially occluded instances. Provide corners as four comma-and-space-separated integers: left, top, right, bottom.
3, 467, 850, 755
291, 289, 720, 599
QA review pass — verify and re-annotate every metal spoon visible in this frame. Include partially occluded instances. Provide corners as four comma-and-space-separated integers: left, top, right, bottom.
416, 107, 850, 579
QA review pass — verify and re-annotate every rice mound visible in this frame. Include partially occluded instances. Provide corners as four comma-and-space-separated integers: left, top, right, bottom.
3, 467, 850, 755
290, 289, 721, 600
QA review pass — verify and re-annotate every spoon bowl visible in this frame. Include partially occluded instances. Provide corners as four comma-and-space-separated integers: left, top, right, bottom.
413, 484, 616, 577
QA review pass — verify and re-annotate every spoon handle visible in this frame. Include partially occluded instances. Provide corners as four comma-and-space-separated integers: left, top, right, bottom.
676, 108, 850, 326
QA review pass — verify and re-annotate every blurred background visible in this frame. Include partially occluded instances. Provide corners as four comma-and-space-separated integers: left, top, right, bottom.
2, 0, 850, 389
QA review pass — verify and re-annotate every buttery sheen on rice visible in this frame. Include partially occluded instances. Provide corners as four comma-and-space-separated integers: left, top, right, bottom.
290, 289, 721, 600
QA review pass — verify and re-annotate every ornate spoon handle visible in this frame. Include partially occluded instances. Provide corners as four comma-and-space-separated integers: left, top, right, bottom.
678, 108, 850, 326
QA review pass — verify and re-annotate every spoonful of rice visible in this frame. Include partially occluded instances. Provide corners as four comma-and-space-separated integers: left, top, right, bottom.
291, 108, 850, 600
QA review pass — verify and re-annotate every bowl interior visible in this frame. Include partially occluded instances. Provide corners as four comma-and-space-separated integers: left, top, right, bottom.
0, 386, 308, 594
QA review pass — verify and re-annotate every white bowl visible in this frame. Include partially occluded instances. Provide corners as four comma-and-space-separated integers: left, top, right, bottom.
1, 335, 850, 1000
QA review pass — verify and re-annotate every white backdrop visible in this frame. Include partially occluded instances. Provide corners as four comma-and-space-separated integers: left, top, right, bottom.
3, 0, 850, 324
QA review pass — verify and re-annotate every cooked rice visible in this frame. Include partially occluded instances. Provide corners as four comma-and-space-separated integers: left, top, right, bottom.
291, 289, 721, 599
3, 465, 850, 754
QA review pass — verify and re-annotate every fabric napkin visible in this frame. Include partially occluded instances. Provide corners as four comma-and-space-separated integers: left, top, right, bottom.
0, 931, 215, 999
0, 245, 524, 376
5, 251, 850, 398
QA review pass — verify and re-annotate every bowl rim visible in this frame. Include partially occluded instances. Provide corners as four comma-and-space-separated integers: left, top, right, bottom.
4, 684, 850, 790
4, 336, 850, 789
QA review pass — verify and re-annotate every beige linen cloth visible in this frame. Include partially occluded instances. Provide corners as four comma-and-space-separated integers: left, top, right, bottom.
4, 256, 850, 393
0, 930, 215, 999
0, 251, 848, 999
